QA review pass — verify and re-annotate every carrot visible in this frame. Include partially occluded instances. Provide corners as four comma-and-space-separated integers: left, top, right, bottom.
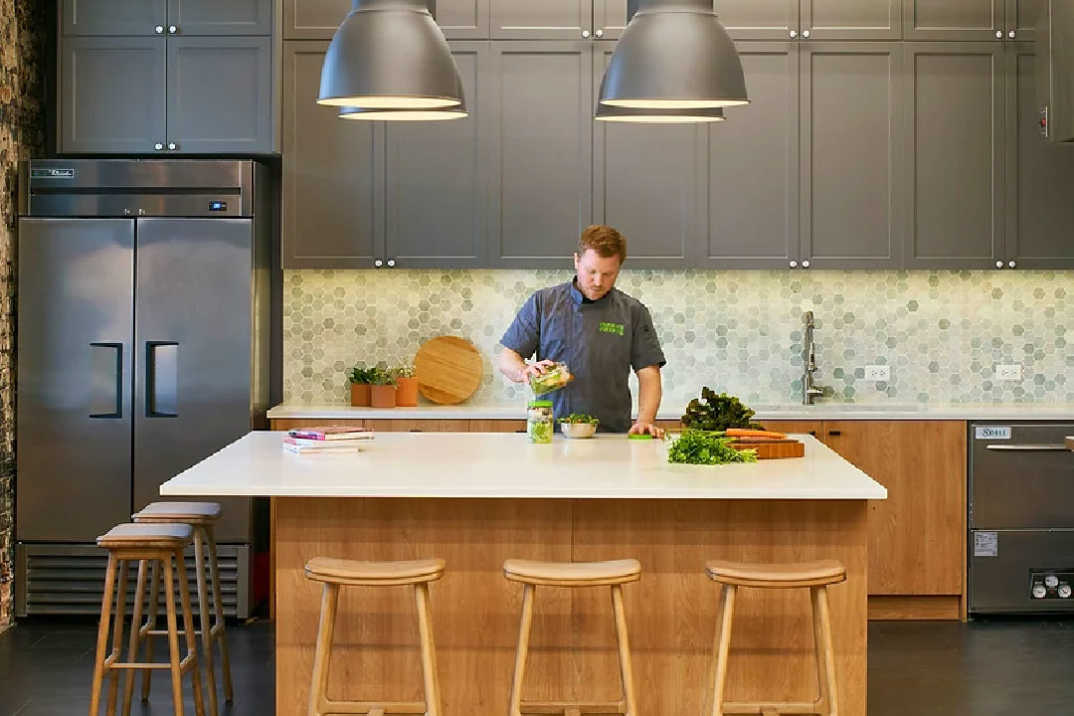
725, 428, 786, 440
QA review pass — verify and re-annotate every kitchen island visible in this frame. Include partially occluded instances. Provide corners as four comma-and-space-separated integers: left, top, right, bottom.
161, 431, 886, 715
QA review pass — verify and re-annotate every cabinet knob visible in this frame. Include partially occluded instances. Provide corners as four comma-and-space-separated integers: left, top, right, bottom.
1008, 30, 1016, 39
801, 260, 811, 268
386, 259, 397, 268
374, 259, 384, 268
154, 142, 165, 151
789, 260, 798, 268
155, 25, 164, 34
789, 29, 798, 39
995, 30, 1003, 39
1008, 260, 1017, 269
581, 29, 591, 39
828, 430, 842, 436
802, 29, 811, 38
995, 260, 1004, 269
595, 28, 605, 38
168, 25, 178, 34
167, 142, 177, 151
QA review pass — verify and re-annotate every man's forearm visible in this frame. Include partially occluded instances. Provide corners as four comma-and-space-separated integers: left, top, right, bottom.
636, 367, 663, 423
498, 348, 528, 383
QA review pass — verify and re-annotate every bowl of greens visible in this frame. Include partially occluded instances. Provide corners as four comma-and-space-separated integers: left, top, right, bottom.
558, 413, 598, 439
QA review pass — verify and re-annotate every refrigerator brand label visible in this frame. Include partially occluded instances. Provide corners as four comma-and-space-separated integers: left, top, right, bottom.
975, 426, 1012, 440
974, 531, 999, 558
30, 168, 75, 179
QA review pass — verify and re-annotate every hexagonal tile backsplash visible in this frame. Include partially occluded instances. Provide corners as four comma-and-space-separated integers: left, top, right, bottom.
283, 269, 1074, 409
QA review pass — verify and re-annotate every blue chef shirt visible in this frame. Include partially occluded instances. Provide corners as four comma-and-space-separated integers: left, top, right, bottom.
500, 280, 666, 433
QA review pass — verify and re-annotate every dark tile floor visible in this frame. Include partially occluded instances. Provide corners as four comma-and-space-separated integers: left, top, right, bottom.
1, 616, 1072, 715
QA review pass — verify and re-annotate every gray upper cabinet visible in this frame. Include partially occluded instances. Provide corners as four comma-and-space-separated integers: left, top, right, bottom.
59, 37, 167, 153
492, 0, 593, 40
167, 36, 274, 153
62, 0, 167, 36
802, 0, 903, 39
168, 0, 274, 35
592, 46, 697, 269
800, 43, 902, 268
284, 0, 490, 39
282, 42, 381, 268
487, 42, 593, 267
593, 0, 629, 39
1005, 0, 1039, 41
904, 0, 1003, 40
702, 42, 800, 268
716, 0, 798, 39
383, 43, 490, 268
1003, 44, 1074, 268
903, 43, 1004, 268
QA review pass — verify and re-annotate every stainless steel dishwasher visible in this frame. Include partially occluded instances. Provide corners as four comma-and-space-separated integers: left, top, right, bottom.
969, 422, 1074, 614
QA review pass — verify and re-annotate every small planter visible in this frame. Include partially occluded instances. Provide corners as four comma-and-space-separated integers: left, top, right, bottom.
395, 377, 419, 407
350, 383, 371, 407
370, 384, 397, 409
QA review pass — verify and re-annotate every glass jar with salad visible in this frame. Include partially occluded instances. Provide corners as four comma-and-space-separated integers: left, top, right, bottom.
527, 400, 554, 444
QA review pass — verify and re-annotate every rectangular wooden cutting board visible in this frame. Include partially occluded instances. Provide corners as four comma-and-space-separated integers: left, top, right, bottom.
730, 439, 806, 459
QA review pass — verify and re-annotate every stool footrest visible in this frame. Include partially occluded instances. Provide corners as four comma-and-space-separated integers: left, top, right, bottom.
722, 699, 825, 714
519, 700, 626, 713
316, 698, 427, 713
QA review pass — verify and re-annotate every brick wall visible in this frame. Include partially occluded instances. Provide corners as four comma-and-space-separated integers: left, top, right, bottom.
0, 0, 46, 630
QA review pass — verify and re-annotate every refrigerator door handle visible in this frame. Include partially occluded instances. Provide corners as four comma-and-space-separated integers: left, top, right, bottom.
985, 444, 1070, 452
89, 342, 124, 418
145, 341, 179, 418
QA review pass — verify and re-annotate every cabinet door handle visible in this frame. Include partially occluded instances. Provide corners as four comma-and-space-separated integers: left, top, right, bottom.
155, 25, 165, 34
581, 29, 591, 39
789, 260, 798, 268
168, 25, 178, 34
1008, 30, 1016, 39
374, 259, 384, 268
145, 341, 179, 418
154, 142, 165, 151
995, 260, 1004, 269
167, 142, 178, 151
789, 29, 798, 38
995, 29, 1003, 39
808, 430, 817, 436
386, 259, 397, 268
89, 342, 124, 419
1008, 260, 1017, 269
801, 259, 811, 268
801, 29, 811, 38
595, 28, 605, 38
827, 430, 842, 436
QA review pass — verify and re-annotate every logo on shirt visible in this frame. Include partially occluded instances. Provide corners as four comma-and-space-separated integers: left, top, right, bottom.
599, 321, 625, 337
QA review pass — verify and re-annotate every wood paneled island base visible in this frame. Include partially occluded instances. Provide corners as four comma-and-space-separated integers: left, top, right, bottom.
274, 497, 868, 715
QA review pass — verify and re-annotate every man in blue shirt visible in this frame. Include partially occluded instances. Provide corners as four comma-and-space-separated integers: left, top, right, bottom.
497, 225, 667, 436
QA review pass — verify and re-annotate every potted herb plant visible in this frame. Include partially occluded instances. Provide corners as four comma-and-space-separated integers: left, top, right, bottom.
394, 364, 418, 407
348, 365, 374, 407
369, 366, 397, 409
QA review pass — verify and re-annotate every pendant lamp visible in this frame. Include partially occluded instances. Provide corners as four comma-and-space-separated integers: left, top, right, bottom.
594, 106, 726, 123
598, 0, 748, 110
338, 104, 469, 121
318, 0, 465, 111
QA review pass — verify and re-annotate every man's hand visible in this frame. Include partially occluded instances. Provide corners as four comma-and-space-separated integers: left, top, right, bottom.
628, 421, 665, 439
519, 360, 556, 383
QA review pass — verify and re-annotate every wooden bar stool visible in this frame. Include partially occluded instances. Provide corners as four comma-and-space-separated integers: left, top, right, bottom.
303, 556, 446, 716
132, 501, 233, 716
704, 559, 847, 716
503, 558, 641, 716
89, 523, 205, 716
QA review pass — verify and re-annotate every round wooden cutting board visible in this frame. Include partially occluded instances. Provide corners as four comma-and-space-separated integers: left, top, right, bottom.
413, 336, 484, 405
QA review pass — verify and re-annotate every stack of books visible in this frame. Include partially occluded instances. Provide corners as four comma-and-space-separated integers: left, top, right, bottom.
282, 426, 374, 455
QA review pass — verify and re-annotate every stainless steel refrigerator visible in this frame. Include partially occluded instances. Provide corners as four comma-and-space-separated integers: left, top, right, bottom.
15, 159, 272, 617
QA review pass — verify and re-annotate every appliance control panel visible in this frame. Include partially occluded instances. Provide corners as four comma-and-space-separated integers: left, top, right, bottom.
1029, 570, 1074, 600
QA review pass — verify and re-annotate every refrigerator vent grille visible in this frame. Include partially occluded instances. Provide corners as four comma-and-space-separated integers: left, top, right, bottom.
16, 543, 250, 619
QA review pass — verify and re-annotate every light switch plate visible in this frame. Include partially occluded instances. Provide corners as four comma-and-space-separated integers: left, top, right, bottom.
995, 364, 1023, 381
864, 365, 891, 381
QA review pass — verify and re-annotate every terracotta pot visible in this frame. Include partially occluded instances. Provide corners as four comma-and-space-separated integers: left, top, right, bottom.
395, 377, 419, 407
370, 384, 397, 409
350, 383, 371, 407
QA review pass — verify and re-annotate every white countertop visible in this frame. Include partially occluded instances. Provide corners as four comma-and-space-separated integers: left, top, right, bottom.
267, 402, 1074, 422
160, 431, 887, 500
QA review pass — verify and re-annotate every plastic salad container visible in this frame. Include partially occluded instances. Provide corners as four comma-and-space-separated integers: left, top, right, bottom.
529, 362, 574, 396
527, 400, 554, 444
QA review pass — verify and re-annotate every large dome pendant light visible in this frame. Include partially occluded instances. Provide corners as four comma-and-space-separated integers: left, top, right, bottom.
594, 106, 726, 123
598, 0, 748, 112
318, 0, 465, 114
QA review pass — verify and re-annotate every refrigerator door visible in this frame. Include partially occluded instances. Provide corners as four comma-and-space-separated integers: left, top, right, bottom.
133, 218, 253, 541
969, 528, 1074, 613
17, 218, 134, 541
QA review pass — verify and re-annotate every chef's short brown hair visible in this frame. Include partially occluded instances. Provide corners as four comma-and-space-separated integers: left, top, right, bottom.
578, 225, 627, 264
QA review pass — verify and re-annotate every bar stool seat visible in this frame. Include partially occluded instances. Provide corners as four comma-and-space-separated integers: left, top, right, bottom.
504, 558, 641, 586
97, 523, 193, 547
132, 501, 222, 525
705, 559, 846, 588
305, 556, 445, 585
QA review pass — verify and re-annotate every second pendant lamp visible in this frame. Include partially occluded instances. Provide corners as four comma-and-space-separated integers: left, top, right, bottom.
318, 0, 466, 117
597, 0, 748, 118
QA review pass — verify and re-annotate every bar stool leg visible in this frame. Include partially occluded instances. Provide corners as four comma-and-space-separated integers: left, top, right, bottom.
142, 559, 161, 701
177, 552, 207, 716
90, 553, 119, 716
106, 560, 130, 715
707, 584, 737, 716
507, 583, 535, 716
413, 582, 442, 716
206, 526, 234, 703
609, 584, 638, 716
123, 560, 149, 715
308, 582, 340, 716
193, 527, 219, 716
811, 586, 839, 716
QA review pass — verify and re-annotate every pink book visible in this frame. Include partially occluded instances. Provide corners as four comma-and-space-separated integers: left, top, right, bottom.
287, 426, 374, 441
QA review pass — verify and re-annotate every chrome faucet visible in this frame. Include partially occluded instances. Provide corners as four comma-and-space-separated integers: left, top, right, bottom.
802, 311, 826, 405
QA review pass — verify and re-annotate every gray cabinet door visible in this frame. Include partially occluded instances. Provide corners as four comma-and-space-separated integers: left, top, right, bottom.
59, 37, 167, 153
903, 43, 1004, 269
282, 41, 383, 268
284, 0, 487, 38
1004, 44, 1074, 268
700, 42, 799, 269
592, 45, 698, 269
593, 0, 629, 39
436, 0, 492, 38
384, 42, 490, 268
904, 0, 1003, 40
1006, 0, 1039, 41
715, 0, 798, 40
166, 36, 274, 153
167, 0, 274, 35
62, 0, 166, 36
487, 42, 593, 267
800, 43, 902, 268
802, 0, 902, 39
492, 0, 593, 39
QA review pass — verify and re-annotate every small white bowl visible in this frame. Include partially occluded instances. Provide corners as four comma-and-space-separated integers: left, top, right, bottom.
561, 422, 597, 439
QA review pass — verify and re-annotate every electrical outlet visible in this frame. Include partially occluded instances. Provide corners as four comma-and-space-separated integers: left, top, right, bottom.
995, 364, 1023, 381
864, 365, 891, 381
